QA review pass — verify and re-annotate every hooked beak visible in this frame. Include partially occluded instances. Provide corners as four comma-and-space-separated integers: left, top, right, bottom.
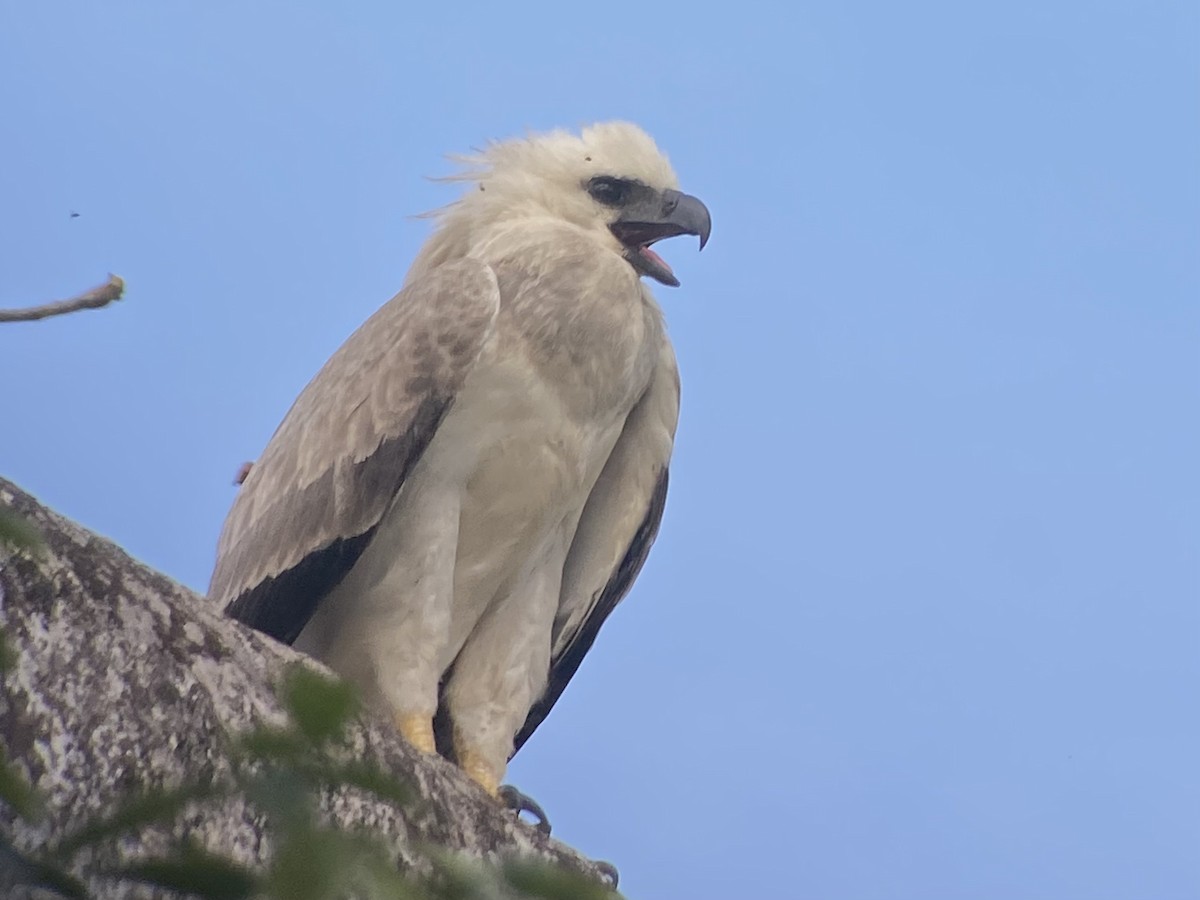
609, 189, 711, 287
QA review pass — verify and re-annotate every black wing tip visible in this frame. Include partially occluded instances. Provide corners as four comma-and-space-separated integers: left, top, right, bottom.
510, 467, 670, 756
224, 529, 377, 645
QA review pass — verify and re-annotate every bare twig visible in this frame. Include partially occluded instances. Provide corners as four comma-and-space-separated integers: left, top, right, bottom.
0, 274, 126, 323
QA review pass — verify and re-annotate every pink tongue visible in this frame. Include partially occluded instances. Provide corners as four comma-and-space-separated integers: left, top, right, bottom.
642, 246, 673, 275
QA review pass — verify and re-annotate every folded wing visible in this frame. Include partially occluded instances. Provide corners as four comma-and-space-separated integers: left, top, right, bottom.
209, 259, 500, 642
513, 338, 681, 753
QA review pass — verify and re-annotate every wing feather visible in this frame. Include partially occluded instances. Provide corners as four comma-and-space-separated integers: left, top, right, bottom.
209, 259, 500, 641
512, 337, 680, 754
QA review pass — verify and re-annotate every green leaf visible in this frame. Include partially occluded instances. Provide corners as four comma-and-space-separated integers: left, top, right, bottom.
501, 860, 617, 900
0, 744, 44, 821
0, 505, 44, 556
0, 629, 16, 674
0, 834, 88, 898
424, 854, 488, 900
310, 759, 415, 807
237, 725, 309, 764
265, 826, 356, 900
20, 864, 89, 899
281, 665, 359, 747
109, 845, 260, 900
51, 780, 218, 859
241, 768, 314, 830
354, 851, 432, 900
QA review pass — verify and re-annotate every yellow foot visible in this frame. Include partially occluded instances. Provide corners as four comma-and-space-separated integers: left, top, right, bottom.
395, 713, 435, 755
457, 745, 503, 798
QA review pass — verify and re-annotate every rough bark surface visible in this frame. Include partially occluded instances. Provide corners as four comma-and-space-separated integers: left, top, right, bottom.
0, 477, 608, 897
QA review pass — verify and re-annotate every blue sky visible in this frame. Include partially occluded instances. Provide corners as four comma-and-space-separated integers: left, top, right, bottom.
2, 2, 1197, 897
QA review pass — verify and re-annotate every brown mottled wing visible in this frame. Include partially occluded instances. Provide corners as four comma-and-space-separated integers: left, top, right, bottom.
209, 259, 500, 643
512, 338, 681, 755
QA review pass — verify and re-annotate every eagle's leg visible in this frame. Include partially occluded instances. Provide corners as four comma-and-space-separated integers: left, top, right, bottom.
499, 783, 552, 835
442, 545, 564, 802
396, 713, 436, 755
454, 735, 503, 797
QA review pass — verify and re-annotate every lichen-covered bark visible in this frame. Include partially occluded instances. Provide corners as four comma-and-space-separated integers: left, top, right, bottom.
0, 477, 606, 897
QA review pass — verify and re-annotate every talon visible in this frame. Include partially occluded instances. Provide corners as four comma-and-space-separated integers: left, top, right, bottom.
594, 860, 619, 889
499, 783, 552, 835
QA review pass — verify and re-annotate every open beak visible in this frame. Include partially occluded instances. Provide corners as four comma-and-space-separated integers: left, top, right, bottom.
610, 189, 711, 287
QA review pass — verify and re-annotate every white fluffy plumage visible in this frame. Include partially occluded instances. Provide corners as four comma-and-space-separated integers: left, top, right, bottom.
210, 122, 706, 799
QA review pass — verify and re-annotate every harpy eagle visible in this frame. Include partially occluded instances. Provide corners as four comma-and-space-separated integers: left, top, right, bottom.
209, 122, 710, 806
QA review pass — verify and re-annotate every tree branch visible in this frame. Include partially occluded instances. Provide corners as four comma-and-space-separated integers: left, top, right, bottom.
0, 274, 126, 323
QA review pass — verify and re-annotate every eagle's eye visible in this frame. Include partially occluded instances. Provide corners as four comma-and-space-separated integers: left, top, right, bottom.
587, 176, 633, 207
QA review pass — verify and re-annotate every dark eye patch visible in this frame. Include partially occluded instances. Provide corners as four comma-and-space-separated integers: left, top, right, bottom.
586, 176, 636, 207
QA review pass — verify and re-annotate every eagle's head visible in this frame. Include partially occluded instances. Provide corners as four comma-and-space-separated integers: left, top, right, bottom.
445, 121, 711, 286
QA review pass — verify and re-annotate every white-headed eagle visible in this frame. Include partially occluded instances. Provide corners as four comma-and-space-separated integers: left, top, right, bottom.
209, 122, 710, 813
